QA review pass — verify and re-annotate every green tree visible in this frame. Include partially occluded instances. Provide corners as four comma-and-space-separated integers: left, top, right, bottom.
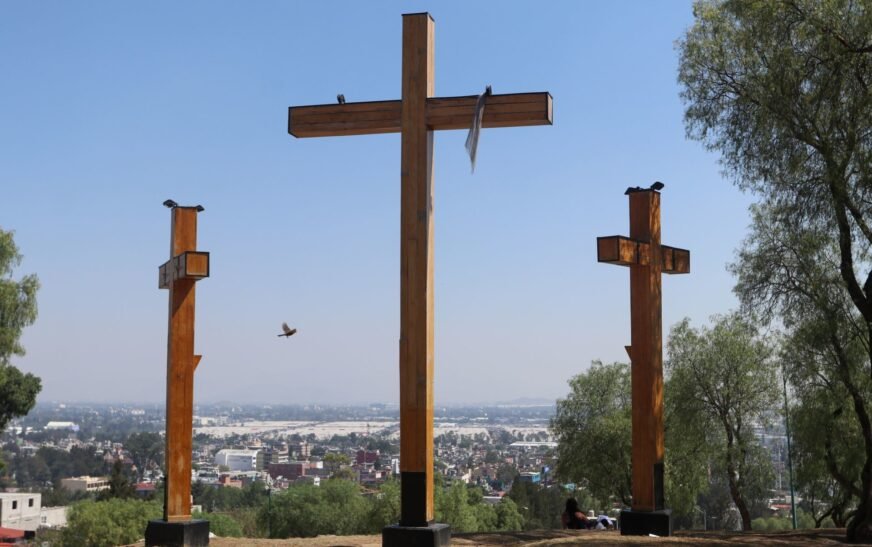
263, 479, 367, 538
551, 361, 632, 505
192, 511, 244, 538
125, 431, 163, 481
784, 319, 863, 527
666, 315, 778, 530
98, 459, 135, 500
367, 478, 400, 530
62, 498, 161, 546
0, 229, 41, 463
435, 482, 477, 532
678, 1, 872, 540
505, 481, 565, 530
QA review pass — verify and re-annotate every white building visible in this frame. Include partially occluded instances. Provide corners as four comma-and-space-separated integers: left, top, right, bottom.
39, 506, 68, 529
61, 476, 110, 493
45, 421, 79, 432
0, 493, 41, 531
214, 449, 261, 471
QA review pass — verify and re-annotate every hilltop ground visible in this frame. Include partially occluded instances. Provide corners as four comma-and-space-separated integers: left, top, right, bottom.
205, 528, 848, 546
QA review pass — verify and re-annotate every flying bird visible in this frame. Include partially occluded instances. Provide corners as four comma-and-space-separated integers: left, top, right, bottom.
650, 181, 665, 191
624, 186, 643, 195
337, 94, 346, 104
163, 199, 178, 208
278, 322, 297, 338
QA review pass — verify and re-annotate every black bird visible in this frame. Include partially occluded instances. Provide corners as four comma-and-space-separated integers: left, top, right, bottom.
624, 186, 643, 195
163, 199, 178, 208
337, 94, 346, 104
650, 181, 665, 191
278, 322, 297, 338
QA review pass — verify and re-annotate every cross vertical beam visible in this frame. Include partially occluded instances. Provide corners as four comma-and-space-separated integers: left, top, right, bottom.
597, 188, 689, 535
165, 206, 197, 522
399, 12, 435, 527
628, 190, 663, 513
147, 204, 210, 545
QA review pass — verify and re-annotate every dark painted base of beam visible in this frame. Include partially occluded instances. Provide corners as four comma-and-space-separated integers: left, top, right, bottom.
619, 509, 672, 536
145, 519, 210, 547
382, 523, 451, 547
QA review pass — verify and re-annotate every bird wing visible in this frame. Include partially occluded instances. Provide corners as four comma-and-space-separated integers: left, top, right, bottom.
282, 322, 292, 334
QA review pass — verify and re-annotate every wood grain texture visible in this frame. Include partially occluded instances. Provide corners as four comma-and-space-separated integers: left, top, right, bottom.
598, 190, 689, 513
628, 190, 661, 512
288, 93, 552, 138
398, 12, 435, 525
161, 207, 204, 523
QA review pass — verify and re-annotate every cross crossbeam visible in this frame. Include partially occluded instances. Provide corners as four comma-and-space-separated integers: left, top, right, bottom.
288, 92, 552, 138
597, 235, 689, 273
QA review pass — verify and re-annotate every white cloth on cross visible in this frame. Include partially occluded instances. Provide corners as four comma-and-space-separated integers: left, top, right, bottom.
465, 85, 492, 173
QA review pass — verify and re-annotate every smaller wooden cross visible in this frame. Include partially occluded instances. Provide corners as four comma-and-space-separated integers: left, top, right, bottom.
596, 188, 688, 526
157, 205, 209, 523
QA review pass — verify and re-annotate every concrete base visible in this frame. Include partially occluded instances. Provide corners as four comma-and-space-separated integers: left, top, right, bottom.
619, 509, 672, 536
383, 523, 451, 547
145, 519, 210, 547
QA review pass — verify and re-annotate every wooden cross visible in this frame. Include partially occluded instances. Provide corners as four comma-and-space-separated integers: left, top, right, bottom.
596, 189, 689, 516
288, 13, 551, 528
157, 205, 209, 522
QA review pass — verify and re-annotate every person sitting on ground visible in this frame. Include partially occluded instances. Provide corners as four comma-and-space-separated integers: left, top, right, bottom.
561, 497, 590, 529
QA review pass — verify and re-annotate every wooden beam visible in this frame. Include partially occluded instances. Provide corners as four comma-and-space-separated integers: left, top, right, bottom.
597, 236, 650, 267
598, 236, 689, 274
628, 190, 662, 513
289, 100, 402, 138
426, 92, 552, 130
398, 12, 435, 528
164, 207, 199, 522
662, 245, 690, 274
288, 92, 552, 138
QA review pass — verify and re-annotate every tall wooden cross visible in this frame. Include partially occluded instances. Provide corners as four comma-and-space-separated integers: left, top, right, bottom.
596, 188, 689, 534
288, 13, 551, 532
156, 205, 210, 522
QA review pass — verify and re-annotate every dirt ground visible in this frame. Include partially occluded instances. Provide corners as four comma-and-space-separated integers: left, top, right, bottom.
207, 528, 849, 546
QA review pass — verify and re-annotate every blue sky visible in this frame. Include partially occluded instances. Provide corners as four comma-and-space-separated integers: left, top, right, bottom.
0, 1, 754, 405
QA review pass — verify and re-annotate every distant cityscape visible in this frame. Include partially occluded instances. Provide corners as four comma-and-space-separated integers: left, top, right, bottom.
0, 401, 798, 536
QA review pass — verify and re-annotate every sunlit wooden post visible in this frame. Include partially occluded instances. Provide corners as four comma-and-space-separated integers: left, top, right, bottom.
597, 188, 689, 536
286, 12, 551, 547
146, 203, 210, 547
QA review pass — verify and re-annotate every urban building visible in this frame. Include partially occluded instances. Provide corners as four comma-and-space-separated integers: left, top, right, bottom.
214, 449, 262, 471
289, 440, 310, 459
61, 476, 110, 493
39, 506, 68, 529
45, 421, 79, 432
0, 493, 41, 531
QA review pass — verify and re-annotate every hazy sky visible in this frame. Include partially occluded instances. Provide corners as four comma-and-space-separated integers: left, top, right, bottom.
1, 1, 754, 405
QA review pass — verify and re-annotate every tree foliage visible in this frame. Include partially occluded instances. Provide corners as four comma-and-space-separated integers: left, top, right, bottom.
678, 0, 872, 539
261, 479, 369, 537
125, 431, 163, 481
666, 315, 778, 530
0, 228, 41, 443
62, 498, 161, 547
193, 510, 244, 538
551, 361, 632, 506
